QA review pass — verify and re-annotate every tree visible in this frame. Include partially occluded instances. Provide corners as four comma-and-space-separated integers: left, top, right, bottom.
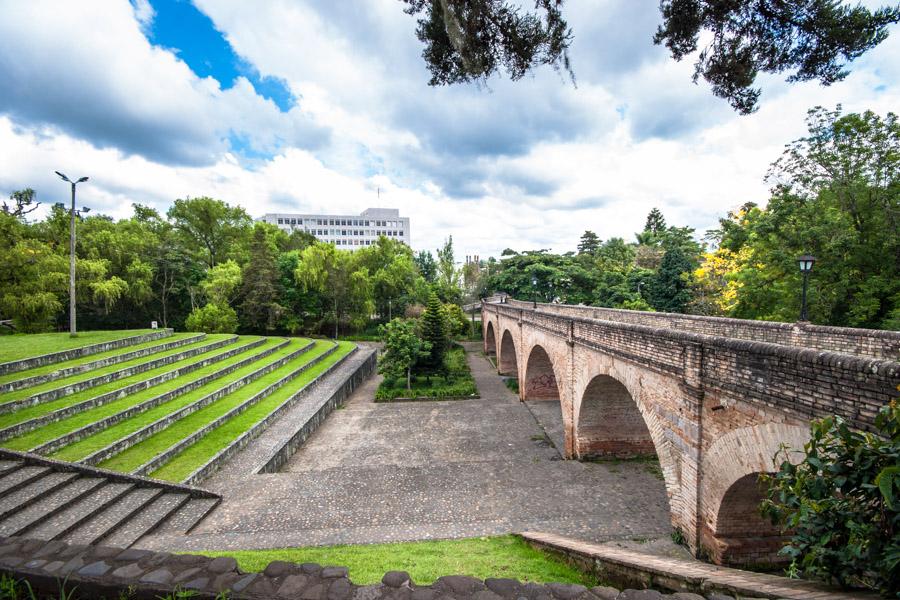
401, 0, 572, 86
655, 1, 900, 114
167, 197, 251, 268
647, 246, 694, 313
201, 260, 242, 306
294, 242, 374, 338
644, 208, 667, 236
420, 290, 449, 370
415, 250, 438, 283
761, 401, 900, 595
2, 188, 39, 218
403, 1, 898, 114
435, 236, 462, 303
239, 225, 284, 332
577, 230, 600, 255
185, 302, 239, 333
378, 318, 431, 390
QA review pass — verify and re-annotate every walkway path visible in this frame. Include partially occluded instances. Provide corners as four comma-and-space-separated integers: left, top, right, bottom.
140, 344, 672, 552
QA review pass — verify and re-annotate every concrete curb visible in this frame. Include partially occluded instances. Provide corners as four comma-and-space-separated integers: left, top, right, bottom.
258, 348, 377, 474
0, 338, 267, 442
0, 329, 173, 376
129, 341, 326, 477
77, 340, 315, 467
2, 335, 237, 412
182, 343, 357, 485
0, 333, 207, 394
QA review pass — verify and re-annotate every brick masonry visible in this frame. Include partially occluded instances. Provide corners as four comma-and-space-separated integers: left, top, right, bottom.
483, 300, 900, 566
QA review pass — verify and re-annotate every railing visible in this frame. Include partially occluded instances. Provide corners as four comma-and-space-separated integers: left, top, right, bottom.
484, 301, 900, 431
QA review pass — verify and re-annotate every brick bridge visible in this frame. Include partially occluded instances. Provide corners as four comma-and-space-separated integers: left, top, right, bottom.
481, 298, 900, 566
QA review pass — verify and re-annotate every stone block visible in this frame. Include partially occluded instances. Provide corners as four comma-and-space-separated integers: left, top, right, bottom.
589, 586, 619, 600
486, 578, 523, 597
277, 574, 310, 597
436, 575, 485, 595
78, 561, 112, 578
329, 577, 353, 600
383, 571, 412, 588
111, 563, 145, 579
323, 566, 350, 578
208, 556, 237, 574
140, 568, 174, 585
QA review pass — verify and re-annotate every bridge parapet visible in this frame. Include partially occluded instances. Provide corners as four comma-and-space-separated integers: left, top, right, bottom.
501, 298, 900, 360
486, 302, 898, 432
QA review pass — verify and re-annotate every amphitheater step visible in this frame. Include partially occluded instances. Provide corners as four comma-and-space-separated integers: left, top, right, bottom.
0, 465, 51, 497
24, 481, 135, 541
102, 492, 190, 549
0, 472, 79, 520
0, 477, 105, 536
63, 487, 163, 546
153, 497, 220, 535
0, 460, 21, 476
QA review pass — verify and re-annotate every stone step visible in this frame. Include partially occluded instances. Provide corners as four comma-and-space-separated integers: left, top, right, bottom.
63, 486, 164, 546
154, 497, 220, 535
23, 481, 135, 541
0, 477, 105, 536
102, 492, 190, 549
0, 460, 22, 476
0, 465, 51, 497
0, 472, 79, 520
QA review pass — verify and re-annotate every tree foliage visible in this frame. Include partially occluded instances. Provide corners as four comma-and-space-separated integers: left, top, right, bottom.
420, 290, 449, 370
378, 318, 431, 389
239, 224, 284, 333
761, 401, 900, 595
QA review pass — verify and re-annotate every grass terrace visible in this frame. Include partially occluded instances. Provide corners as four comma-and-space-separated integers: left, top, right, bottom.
0, 330, 155, 363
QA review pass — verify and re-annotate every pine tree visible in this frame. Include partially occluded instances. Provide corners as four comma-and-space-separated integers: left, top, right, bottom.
644, 208, 667, 235
647, 247, 694, 313
577, 230, 601, 255
420, 290, 449, 370
239, 225, 283, 332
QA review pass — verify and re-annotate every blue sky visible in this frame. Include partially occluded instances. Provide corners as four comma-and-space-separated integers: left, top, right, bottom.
0, 0, 898, 258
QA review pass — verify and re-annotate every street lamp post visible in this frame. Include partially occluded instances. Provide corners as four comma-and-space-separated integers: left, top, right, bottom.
531, 275, 538, 309
55, 171, 90, 337
797, 255, 816, 322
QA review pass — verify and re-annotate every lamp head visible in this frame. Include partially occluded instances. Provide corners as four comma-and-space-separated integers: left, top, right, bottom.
54, 202, 65, 210
80, 207, 91, 214
798, 255, 816, 273
76, 176, 89, 183
55, 171, 70, 183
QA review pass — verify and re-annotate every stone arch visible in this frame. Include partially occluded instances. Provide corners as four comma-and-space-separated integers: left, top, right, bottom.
575, 374, 655, 459
498, 330, 518, 376
484, 321, 497, 356
700, 423, 809, 566
522, 344, 561, 401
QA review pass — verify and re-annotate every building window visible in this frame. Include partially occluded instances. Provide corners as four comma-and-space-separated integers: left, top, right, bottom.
277, 218, 283, 224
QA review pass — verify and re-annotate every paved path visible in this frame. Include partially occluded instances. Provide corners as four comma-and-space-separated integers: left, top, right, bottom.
142, 344, 672, 552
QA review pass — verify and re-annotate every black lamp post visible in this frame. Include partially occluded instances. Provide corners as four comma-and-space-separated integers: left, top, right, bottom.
531, 275, 538, 309
797, 255, 816, 322
55, 171, 90, 337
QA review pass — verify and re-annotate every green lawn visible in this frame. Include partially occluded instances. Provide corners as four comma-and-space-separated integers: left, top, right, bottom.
150, 341, 353, 482
0, 336, 266, 448
0, 334, 226, 403
198, 535, 596, 586
0, 330, 154, 363
96, 338, 324, 473
51, 338, 311, 463
0, 332, 202, 386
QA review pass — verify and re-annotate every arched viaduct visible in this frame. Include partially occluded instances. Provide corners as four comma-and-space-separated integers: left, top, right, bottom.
482, 298, 900, 566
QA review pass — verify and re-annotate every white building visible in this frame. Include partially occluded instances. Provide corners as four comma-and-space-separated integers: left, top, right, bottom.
258, 207, 410, 250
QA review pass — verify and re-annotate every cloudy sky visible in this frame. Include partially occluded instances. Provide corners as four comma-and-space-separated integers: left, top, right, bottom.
1, 0, 898, 258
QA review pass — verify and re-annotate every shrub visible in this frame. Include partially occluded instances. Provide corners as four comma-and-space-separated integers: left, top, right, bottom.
761, 401, 900, 595
420, 290, 448, 370
185, 302, 239, 333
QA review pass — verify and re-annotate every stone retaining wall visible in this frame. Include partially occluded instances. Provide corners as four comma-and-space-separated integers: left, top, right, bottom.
502, 299, 900, 360
78, 341, 315, 467
0, 333, 207, 394
183, 344, 358, 485
10, 334, 237, 409
33, 340, 311, 460
131, 341, 326, 477
0, 338, 270, 441
259, 348, 377, 474
0, 330, 174, 376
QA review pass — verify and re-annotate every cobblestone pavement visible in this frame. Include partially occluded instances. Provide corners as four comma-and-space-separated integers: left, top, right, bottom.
142, 343, 672, 552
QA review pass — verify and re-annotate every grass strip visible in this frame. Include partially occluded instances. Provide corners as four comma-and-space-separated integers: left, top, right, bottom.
150, 341, 353, 482
0, 333, 202, 386
59, 338, 314, 468
49, 338, 310, 463
197, 535, 597, 586
0, 335, 242, 430
0, 334, 226, 404
0, 337, 270, 450
0, 330, 154, 363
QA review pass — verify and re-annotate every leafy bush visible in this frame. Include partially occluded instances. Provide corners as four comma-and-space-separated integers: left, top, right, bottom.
184, 302, 239, 333
375, 345, 477, 401
761, 401, 900, 596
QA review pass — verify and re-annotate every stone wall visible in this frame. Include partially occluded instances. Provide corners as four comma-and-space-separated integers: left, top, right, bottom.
502, 299, 900, 360
0, 329, 174, 376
